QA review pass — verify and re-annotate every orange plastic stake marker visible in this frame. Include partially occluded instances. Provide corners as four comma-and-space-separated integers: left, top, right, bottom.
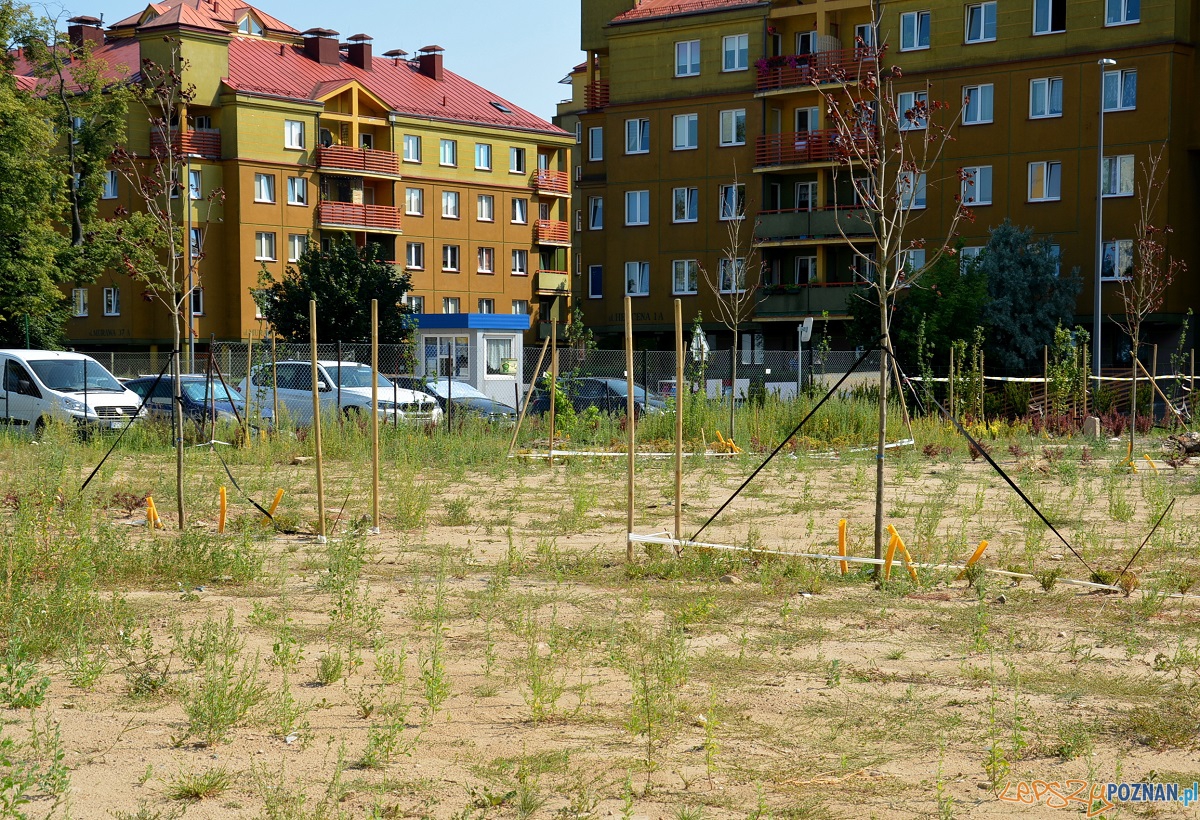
218, 486, 227, 534
265, 488, 284, 524
956, 540, 989, 580
837, 518, 848, 575
882, 533, 899, 582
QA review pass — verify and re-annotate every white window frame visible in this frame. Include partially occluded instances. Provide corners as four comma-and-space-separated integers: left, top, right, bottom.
286, 176, 307, 206
407, 295, 425, 314
718, 257, 747, 294
673, 114, 698, 151
403, 134, 421, 163
442, 297, 460, 315
442, 244, 460, 272
255, 231, 276, 261
900, 11, 931, 51
253, 173, 275, 203
675, 39, 700, 77
510, 146, 527, 174
189, 227, 202, 258
672, 187, 698, 223
1103, 69, 1137, 112
72, 288, 88, 317
795, 255, 818, 284
898, 90, 928, 130
898, 171, 928, 210
962, 165, 993, 205
718, 184, 745, 221
512, 197, 529, 224
1030, 77, 1064, 119
962, 84, 994, 125
287, 233, 306, 263
477, 246, 494, 273
477, 194, 495, 222
588, 126, 603, 161
511, 299, 529, 315
1033, 0, 1066, 35
588, 196, 603, 230
284, 120, 304, 149
188, 169, 201, 201
405, 187, 424, 216
625, 118, 650, 154
103, 287, 120, 316
478, 299, 495, 315
1027, 160, 1062, 202
1106, 0, 1139, 25
190, 286, 204, 317
405, 241, 424, 270
964, 2, 997, 43
102, 170, 119, 200
1102, 239, 1133, 281
625, 190, 649, 226
511, 249, 528, 275
588, 265, 603, 299
625, 261, 650, 297
1102, 154, 1135, 197
439, 139, 457, 167
718, 109, 746, 147
672, 259, 698, 295
441, 190, 460, 219
722, 34, 749, 72
475, 142, 492, 170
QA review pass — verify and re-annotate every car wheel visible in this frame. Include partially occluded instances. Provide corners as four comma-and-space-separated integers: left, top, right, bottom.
343, 405, 364, 419
32, 417, 46, 439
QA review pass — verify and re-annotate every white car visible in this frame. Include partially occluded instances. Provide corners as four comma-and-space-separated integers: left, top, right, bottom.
0, 349, 146, 434
240, 361, 441, 425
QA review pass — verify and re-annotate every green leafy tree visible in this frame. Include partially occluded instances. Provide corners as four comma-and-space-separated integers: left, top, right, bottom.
978, 220, 1081, 372
256, 238, 414, 343
894, 246, 988, 369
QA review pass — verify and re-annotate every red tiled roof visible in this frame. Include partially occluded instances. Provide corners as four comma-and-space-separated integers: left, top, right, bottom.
138, 3, 227, 33
226, 38, 566, 136
110, 0, 298, 35
611, 0, 765, 24
12, 38, 142, 92
14, 74, 39, 91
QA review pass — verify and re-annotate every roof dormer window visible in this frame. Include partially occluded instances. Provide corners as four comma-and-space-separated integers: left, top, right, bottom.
238, 14, 263, 35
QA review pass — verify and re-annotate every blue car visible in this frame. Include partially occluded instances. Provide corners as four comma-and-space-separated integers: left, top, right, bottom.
125, 375, 271, 427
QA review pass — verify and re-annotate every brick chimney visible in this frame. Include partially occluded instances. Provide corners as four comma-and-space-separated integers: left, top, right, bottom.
302, 28, 340, 65
417, 45, 444, 81
67, 16, 104, 51
347, 33, 371, 71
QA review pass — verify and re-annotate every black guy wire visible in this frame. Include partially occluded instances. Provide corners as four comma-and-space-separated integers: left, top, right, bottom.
81, 351, 174, 493
1119, 497, 1175, 579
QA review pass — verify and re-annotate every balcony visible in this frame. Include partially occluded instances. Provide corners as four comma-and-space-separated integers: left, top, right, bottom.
585, 80, 610, 110
534, 219, 570, 246
755, 48, 880, 94
533, 169, 570, 197
535, 270, 569, 296
756, 283, 857, 318
754, 128, 877, 169
755, 207, 875, 245
316, 202, 402, 233
316, 145, 400, 177
149, 128, 221, 158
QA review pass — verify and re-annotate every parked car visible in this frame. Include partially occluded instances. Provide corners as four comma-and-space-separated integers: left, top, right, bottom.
239, 361, 441, 425
125, 375, 272, 428
390, 377, 517, 423
0, 349, 146, 434
527, 377, 666, 417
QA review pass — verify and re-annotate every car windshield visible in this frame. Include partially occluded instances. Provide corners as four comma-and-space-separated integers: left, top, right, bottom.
327, 365, 390, 389
425, 380, 488, 400
182, 381, 241, 403
601, 379, 650, 401
29, 359, 125, 392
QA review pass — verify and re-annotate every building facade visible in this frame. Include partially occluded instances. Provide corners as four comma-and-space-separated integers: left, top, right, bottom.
19, 0, 573, 350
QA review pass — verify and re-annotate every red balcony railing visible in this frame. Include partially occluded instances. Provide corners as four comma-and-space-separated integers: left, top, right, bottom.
149, 128, 221, 158
316, 202, 402, 232
585, 80, 610, 109
755, 48, 880, 92
754, 128, 878, 167
316, 145, 400, 176
534, 219, 570, 245
533, 169, 570, 196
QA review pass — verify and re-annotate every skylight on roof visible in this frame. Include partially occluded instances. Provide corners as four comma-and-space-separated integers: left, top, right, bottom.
490, 101, 513, 114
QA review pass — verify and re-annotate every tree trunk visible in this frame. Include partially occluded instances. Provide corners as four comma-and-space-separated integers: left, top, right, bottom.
730, 335, 738, 441
1128, 333, 1138, 458
874, 296, 889, 576
173, 317, 185, 528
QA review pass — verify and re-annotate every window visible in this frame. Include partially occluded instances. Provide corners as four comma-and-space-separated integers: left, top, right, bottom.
442, 190, 460, 218
575, 122, 582, 144
406, 242, 424, 270
407, 295, 425, 314
512, 299, 530, 315
1028, 161, 1062, 201
575, 208, 582, 232
625, 119, 650, 154
253, 173, 275, 203
1106, 0, 1139, 24
510, 146, 527, 173
475, 143, 492, 170
676, 39, 700, 76
189, 227, 202, 258
1048, 244, 1062, 276
1102, 154, 1135, 197
901, 11, 931, 50
102, 170, 119, 199
672, 260, 698, 295
588, 127, 603, 161
439, 139, 457, 166
795, 256, 817, 284
719, 109, 746, 146
288, 234, 307, 263
673, 114, 698, 150
625, 261, 650, 296
478, 247, 495, 273
511, 249, 528, 275
794, 106, 820, 132
284, 120, 304, 149
898, 90, 928, 130
405, 187, 424, 215
286, 176, 306, 206
718, 184, 745, 221
1102, 239, 1133, 280
255, 231, 276, 260
103, 287, 120, 316
442, 245, 460, 271
740, 332, 764, 365
962, 84, 994, 124
965, 2, 997, 42
478, 299, 495, 315
625, 190, 650, 225
1030, 77, 1063, 118
795, 181, 817, 211
478, 194, 495, 222
1103, 69, 1137, 111
443, 297, 461, 314
187, 168, 201, 200
587, 265, 603, 298
962, 165, 993, 205
722, 34, 748, 71
190, 287, 204, 316
1033, 0, 1065, 34
959, 246, 984, 274
71, 288, 88, 317
588, 196, 603, 230
512, 198, 528, 224
718, 258, 747, 293
193, 115, 211, 130
403, 134, 420, 162
237, 13, 262, 35
855, 23, 877, 48
673, 187, 698, 223
899, 248, 926, 278
898, 171, 927, 210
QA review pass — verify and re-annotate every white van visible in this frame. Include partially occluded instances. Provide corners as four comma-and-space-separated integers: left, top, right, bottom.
0, 350, 147, 434
240, 360, 441, 425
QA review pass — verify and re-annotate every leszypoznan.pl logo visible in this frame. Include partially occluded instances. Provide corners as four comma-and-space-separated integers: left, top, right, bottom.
997, 780, 1199, 816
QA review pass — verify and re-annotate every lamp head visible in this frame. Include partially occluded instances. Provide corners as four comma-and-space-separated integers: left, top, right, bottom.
1099, 58, 1117, 66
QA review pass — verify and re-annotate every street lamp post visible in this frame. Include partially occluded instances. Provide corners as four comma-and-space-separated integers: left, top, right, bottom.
1093, 58, 1117, 392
